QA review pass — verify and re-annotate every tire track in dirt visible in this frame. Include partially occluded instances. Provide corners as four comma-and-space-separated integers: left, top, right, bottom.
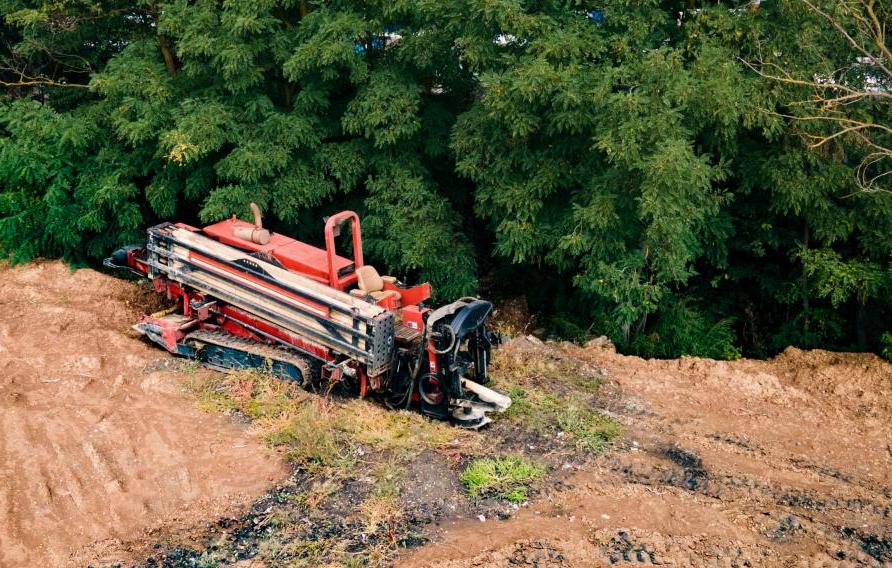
0, 262, 287, 567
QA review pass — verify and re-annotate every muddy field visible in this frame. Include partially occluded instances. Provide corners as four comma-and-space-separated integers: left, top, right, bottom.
1, 262, 890, 567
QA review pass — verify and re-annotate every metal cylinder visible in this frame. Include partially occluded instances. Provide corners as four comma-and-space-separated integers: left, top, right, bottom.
233, 226, 271, 244
250, 202, 263, 228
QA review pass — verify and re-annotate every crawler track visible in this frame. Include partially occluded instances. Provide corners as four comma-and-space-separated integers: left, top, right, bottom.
185, 328, 316, 383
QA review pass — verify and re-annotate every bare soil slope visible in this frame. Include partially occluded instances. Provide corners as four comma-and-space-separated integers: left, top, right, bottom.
402, 339, 892, 567
2, 261, 889, 567
0, 262, 286, 567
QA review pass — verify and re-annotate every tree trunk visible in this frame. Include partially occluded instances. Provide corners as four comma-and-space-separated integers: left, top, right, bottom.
284, 82, 295, 109
158, 37, 177, 76
801, 224, 810, 332
856, 296, 867, 349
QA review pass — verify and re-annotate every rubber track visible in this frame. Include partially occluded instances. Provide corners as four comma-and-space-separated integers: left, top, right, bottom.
185, 329, 316, 382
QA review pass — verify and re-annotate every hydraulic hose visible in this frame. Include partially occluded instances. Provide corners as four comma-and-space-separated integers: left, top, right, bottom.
418, 373, 444, 406
430, 326, 456, 355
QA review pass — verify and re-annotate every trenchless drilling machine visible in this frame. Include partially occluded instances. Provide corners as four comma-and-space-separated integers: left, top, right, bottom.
106, 204, 510, 427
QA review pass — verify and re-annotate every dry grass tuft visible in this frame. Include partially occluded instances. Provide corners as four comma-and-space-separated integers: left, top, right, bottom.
185, 368, 305, 420
355, 494, 404, 537
335, 399, 479, 456
262, 401, 355, 472
491, 346, 600, 392
257, 535, 332, 566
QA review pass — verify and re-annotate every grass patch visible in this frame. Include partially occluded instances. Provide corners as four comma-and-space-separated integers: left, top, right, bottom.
369, 460, 403, 498
260, 401, 355, 473
460, 455, 544, 503
501, 386, 559, 432
185, 370, 355, 473
556, 403, 622, 451
187, 370, 478, 462
492, 346, 622, 452
491, 348, 595, 391
335, 399, 477, 456
185, 367, 304, 420
501, 384, 621, 451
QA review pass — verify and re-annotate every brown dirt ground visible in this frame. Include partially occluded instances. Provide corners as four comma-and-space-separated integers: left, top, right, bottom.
3, 261, 891, 567
400, 338, 892, 567
0, 261, 287, 567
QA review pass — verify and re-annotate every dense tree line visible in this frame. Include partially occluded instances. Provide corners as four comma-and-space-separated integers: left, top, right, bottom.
0, 0, 888, 358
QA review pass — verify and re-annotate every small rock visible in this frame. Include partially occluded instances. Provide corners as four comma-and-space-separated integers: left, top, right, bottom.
478, 515, 486, 522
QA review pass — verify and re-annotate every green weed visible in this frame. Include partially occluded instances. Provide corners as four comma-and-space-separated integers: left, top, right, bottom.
460, 455, 544, 503
881, 332, 892, 361
556, 404, 622, 451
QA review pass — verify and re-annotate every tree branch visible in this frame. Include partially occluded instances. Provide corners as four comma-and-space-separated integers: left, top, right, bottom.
746, 1, 892, 193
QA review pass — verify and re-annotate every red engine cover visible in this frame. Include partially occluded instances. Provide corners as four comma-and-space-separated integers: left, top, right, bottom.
202, 218, 356, 287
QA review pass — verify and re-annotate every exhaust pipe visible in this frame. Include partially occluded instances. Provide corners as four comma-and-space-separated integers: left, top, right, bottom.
233, 202, 270, 244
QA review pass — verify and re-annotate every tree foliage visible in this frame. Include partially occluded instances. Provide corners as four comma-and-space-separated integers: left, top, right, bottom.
0, 0, 889, 356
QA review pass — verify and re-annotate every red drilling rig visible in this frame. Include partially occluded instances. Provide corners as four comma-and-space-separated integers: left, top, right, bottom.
106, 204, 510, 428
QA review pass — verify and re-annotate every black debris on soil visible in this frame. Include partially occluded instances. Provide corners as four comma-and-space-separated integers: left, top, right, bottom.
664, 446, 709, 492
614, 445, 712, 495
509, 540, 567, 566
777, 491, 827, 511
605, 530, 657, 565
141, 547, 204, 568
840, 527, 892, 563
401, 451, 469, 524
788, 457, 854, 484
132, 462, 425, 567
769, 515, 802, 543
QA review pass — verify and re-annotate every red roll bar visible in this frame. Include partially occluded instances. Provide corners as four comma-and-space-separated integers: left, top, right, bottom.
324, 211, 364, 289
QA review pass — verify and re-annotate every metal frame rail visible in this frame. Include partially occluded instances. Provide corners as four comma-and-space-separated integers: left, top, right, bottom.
145, 223, 395, 376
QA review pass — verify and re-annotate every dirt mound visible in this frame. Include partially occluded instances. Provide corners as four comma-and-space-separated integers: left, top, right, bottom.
772, 346, 892, 416
401, 338, 892, 567
0, 262, 286, 567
